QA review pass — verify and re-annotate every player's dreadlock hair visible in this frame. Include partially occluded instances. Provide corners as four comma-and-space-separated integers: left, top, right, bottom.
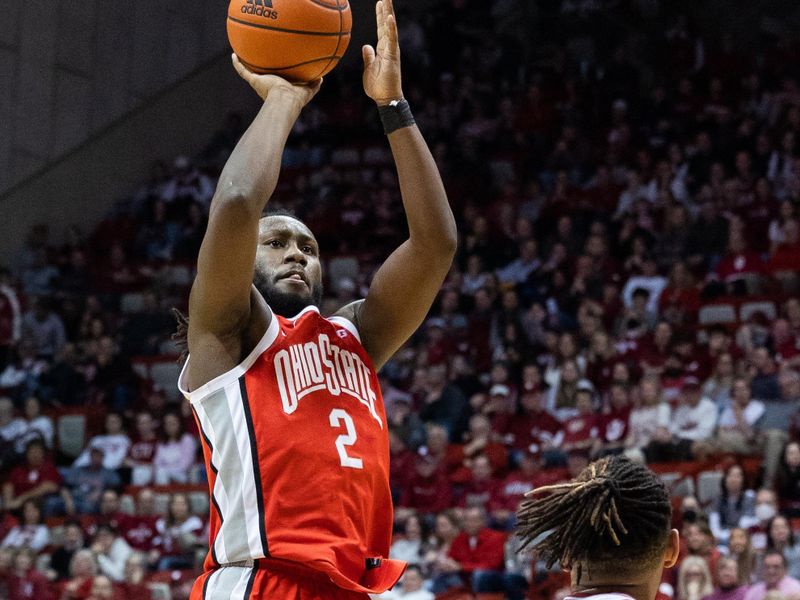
171, 207, 306, 366
516, 456, 671, 579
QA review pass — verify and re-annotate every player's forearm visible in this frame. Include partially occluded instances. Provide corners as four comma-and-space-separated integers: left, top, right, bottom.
214, 93, 303, 211
388, 125, 458, 256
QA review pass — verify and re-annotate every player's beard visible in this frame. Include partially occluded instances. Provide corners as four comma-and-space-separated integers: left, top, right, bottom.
254, 270, 323, 318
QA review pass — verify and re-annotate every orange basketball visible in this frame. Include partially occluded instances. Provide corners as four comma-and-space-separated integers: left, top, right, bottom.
227, 0, 352, 83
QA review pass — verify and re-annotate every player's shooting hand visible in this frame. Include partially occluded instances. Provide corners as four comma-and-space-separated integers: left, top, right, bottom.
362, 0, 403, 105
232, 54, 322, 108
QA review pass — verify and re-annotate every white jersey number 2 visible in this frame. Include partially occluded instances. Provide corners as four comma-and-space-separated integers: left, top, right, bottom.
329, 409, 363, 469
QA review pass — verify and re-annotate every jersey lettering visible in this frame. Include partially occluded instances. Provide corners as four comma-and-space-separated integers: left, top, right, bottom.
275, 333, 382, 428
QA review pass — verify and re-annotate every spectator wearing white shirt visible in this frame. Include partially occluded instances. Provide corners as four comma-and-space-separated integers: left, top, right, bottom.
390, 514, 424, 564
91, 523, 133, 582
74, 413, 131, 471
645, 377, 717, 462
378, 565, 434, 600
625, 375, 671, 460
153, 412, 198, 485
13, 395, 54, 454
699, 378, 765, 459
496, 240, 541, 286
622, 257, 667, 314
0, 499, 50, 552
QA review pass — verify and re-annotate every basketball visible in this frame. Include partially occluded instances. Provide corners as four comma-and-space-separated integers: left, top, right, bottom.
227, 0, 352, 83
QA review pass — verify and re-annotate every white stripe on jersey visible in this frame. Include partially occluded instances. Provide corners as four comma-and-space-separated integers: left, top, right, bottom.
193, 403, 229, 564
230, 567, 253, 600
565, 594, 637, 600
224, 379, 264, 558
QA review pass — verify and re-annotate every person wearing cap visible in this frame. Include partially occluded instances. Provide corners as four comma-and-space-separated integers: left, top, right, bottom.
645, 376, 717, 462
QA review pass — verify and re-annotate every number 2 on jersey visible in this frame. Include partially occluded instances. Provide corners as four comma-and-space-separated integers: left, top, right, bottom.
329, 409, 363, 469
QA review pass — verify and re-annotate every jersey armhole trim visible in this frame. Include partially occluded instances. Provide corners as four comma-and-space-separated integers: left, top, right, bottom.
178, 312, 281, 404
328, 316, 361, 342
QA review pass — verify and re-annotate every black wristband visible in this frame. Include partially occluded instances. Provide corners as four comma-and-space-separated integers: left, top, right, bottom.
378, 99, 415, 135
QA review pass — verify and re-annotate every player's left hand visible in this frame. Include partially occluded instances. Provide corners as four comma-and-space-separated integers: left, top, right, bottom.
362, 0, 403, 106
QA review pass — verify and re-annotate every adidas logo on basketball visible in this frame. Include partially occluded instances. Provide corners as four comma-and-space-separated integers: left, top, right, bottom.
242, 0, 278, 19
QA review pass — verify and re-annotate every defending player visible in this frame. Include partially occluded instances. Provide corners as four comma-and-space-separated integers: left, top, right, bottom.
516, 456, 680, 600
178, 0, 457, 598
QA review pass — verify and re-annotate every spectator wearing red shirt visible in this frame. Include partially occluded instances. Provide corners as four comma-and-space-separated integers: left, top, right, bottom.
123, 411, 158, 486
388, 428, 416, 503
595, 383, 632, 457
490, 450, 566, 527
433, 507, 507, 594
713, 235, 765, 293
458, 454, 501, 509
399, 454, 453, 514
58, 549, 97, 600
3, 439, 73, 517
500, 386, 562, 463
118, 488, 161, 567
768, 220, 800, 275
449, 413, 508, 483
560, 384, 599, 454
6, 547, 52, 600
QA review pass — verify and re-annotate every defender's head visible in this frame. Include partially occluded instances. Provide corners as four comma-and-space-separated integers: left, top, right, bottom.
254, 212, 323, 318
517, 456, 678, 591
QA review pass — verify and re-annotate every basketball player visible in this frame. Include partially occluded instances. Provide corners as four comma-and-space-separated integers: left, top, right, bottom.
178, 0, 456, 598
516, 456, 680, 600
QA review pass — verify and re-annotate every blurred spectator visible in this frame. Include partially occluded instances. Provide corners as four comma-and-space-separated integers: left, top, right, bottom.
119, 553, 149, 599
704, 353, 736, 414
120, 292, 174, 357
1, 500, 50, 552
765, 516, 800, 580
118, 488, 160, 567
86, 575, 114, 600
683, 521, 722, 578
776, 442, 800, 516
0, 396, 24, 468
73, 414, 131, 471
3, 439, 72, 516
59, 549, 97, 600
559, 385, 598, 455
626, 375, 670, 460
708, 464, 756, 544
15, 396, 54, 453
390, 514, 424, 565
123, 412, 158, 485
645, 377, 717, 462
727, 528, 757, 585
703, 557, 748, 600
435, 507, 506, 595
399, 454, 452, 514
451, 414, 507, 481
458, 454, 500, 510
421, 511, 460, 578
152, 411, 197, 485
378, 564, 433, 600
500, 385, 562, 464
419, 363, 468, 441
21, 250, 58, 296
89, 524, 132, 582
21, 298, 66, 359
743, 550, 800, 600
7, 546, 52, 600
595, 382, 631, 457
678, 556, 714, 600
48, 521, 86, 582
0, 342, 47, 401
62, 448, 121, 515
153, 493, 203, 570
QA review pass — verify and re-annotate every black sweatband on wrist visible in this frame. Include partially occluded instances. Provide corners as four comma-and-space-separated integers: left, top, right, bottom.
378, 99, 415, 135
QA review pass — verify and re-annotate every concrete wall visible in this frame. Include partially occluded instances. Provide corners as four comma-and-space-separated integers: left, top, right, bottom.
0, 0, 230, 194
0, 0, 378, 264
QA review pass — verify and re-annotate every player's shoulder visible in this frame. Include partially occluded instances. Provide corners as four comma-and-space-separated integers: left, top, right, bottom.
328, 299, 364, 342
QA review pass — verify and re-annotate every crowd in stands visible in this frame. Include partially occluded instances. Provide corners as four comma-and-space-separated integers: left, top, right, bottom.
2, 0, 800, 598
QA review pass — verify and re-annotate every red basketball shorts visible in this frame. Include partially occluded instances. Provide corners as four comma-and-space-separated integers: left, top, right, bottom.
190, 559, 371, 600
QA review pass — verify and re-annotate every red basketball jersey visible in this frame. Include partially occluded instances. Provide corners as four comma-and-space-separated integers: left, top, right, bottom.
179, 306, 405, 594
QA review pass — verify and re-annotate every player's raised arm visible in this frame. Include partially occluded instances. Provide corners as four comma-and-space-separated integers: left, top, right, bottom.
346, 0, 457, 369
187, 59, 320, 381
